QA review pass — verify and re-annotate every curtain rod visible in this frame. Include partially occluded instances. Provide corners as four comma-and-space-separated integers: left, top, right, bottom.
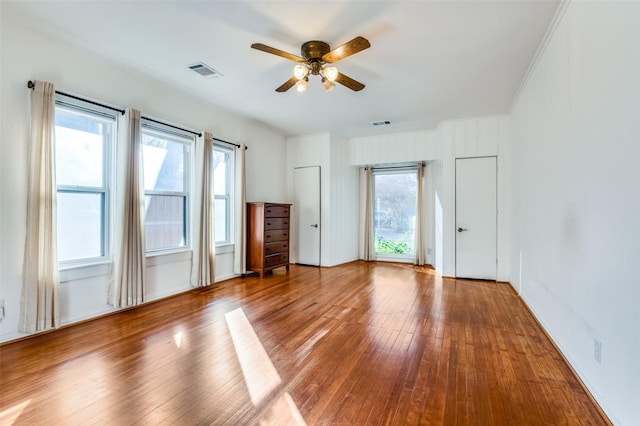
213, 137, 247, 150
27, 80, 125, 115
141, 115, 202, 138
366, 162, 424, 170
28, 80, 247, 150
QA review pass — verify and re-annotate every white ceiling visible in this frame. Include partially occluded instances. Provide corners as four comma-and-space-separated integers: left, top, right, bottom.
1, 0, 560, 138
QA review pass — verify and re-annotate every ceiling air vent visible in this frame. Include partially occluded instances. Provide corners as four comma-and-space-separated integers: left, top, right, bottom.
371, 120, 391, 126
188, 62, 223, 79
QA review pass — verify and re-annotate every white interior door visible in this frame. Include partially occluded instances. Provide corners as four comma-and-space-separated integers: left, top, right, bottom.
294, 166, 320, 266
455, 157, 497, 280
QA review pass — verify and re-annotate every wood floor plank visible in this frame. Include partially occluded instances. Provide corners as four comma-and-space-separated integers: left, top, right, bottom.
0, 262, 610, 425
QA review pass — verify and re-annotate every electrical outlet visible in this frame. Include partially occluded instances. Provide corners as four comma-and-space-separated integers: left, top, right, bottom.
0, 299, 4, 320
593, 338, 602, 364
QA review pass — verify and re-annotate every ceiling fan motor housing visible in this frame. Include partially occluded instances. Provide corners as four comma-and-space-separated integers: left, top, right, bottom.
301, 41, 331, 74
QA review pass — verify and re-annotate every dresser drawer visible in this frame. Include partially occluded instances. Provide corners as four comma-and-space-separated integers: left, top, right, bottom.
265, 217, 289, 230
265, 241, 289, 256
265, 205, 290, 218
265, 252, 289, 268
265, 229, 289, 242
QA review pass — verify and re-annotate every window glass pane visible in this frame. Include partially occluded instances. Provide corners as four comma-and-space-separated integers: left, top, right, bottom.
145, 195, 185, 251
142, 134, 185, 192
373, 172, 417, 255
212, 145, 233, 246
57, 192, 103, 262
55, 109, 105, 187
214, 198, 228, 243
213, 150, 228, 195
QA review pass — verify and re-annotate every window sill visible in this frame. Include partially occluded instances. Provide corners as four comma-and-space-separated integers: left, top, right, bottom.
146, 249, 192, 266
215, 243, 235, 255
375, 254, 414, 264
59, 261, 111, 283
59, 247, 231, 283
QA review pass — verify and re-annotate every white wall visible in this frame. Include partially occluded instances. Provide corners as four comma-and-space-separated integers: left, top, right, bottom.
349, 130, 437, 166
328, 134, 359, 266
355, 119, 510, 277
350, 130, 439, 265
439, 115, 510, 281
286, 132, 359, 267
509, 2, 640, 424
286, 133, 329, 265
0, 17, 287, 342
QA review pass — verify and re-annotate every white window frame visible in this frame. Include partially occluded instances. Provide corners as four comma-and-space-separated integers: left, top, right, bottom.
54, 95, 116, 269
141, 121, 194, 255
372, 165, 418, 262
213, 143, 235, 247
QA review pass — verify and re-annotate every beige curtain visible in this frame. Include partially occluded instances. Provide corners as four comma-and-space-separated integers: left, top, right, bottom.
19, 80, 60, 333
192, 132, 215, 287
414, 162, 426, 265
363, 167, 376, 261
109, 108, 145, 307
233, 144, 247, 275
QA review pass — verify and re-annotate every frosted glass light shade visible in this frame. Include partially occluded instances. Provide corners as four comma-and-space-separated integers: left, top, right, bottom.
293, 64, 309, 80
323, 66, 338, 82
322, 78, 335, 92
296, 77, 308, 92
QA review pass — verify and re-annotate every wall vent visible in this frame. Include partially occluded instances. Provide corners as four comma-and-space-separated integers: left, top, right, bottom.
188, 62, 223, 78
371, 120, 391, 126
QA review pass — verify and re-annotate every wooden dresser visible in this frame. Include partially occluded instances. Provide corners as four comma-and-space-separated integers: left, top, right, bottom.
246, 202, 291, 278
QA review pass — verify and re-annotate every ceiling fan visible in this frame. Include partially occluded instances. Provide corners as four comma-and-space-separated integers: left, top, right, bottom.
251, 36, 370, 93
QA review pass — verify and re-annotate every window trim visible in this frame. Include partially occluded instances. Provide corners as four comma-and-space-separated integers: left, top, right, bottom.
54, 97, 116, 268
141, 122, 194, 254
371, 165, 418, 260
213, 143, 234, 246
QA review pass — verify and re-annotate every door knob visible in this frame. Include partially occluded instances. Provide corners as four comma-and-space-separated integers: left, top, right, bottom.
457, 227, 468, 232
310, 224, 318, 228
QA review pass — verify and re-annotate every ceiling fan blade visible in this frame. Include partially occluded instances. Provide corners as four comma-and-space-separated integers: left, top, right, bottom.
251, 43, 304, 62
335, 72, 365, 91
276, 76, 298, 92
322, 36, 370, 63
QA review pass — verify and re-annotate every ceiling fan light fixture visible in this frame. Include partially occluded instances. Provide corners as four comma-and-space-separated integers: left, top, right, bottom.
293, 64, 309, 80
251, 36, 369, 92
296, 77, 308, 92
322, 77, 335, 92
323, 66, 338, 82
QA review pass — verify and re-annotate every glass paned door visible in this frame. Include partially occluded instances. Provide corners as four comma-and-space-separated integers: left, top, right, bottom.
373, 171, 417, 258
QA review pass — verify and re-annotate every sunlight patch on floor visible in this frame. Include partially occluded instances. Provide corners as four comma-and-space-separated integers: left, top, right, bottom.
225, 307, 307, 425
0, 400, 31, 425
225, 307, 282, 406
173, 331, 183, 348
260, 392, 306, 426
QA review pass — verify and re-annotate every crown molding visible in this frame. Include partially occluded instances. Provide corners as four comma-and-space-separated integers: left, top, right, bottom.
510, 0, 572, 114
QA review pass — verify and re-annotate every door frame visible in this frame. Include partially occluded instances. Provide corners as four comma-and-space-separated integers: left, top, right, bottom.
294, 166, 321, 266
454, 155, 497, 280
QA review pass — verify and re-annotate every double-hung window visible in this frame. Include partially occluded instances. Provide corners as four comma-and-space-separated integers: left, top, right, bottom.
213, 144, 234, 245
54, 97, 116, 266
141, 123, 193, 253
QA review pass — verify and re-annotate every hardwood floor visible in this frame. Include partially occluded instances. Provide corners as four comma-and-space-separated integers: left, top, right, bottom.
0, 262, 608, 425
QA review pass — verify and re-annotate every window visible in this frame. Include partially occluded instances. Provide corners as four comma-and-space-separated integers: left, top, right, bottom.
142, 125, 193, 252
54, 100, 116, 265
373, 168, 417, 259
213, 144, 234, 245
